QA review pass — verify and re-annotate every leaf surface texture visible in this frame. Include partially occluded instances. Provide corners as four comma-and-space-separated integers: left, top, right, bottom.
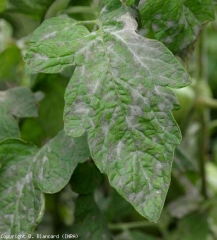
25, 2, 190, 221
139, 0, 215, 54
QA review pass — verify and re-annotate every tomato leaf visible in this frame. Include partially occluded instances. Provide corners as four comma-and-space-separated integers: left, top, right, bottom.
0, 139, 44, 234
0, 0, 6, 13
6, 0, 54, 19
0, 131, 89, 233
70, 161, 102, 194
139, 0, 215, 54
72, 195, 111, 240
34, 131, 90, 193
0, 108, 19, 141
0, 86, 38, 117
0, 87, 39, 141
25, 2, 190, 222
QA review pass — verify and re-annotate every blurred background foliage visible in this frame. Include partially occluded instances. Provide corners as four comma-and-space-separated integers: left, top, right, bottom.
0, 0, 217, 239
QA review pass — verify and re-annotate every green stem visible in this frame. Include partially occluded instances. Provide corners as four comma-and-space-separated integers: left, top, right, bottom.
63, 6, 100, 15
108, 221, 158, 231
44, 0, 71, 19
79, 20, 97, 24
196, 30, 209, 199
134, 0, 140, 6
75, 20, 98, 26
196, 97, 217, 109
209, 120, 217, 134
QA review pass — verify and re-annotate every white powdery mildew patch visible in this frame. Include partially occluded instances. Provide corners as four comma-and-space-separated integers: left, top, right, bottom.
35, 53, 49, 61
118, 13, 138, 33
15, 181, 24, 193
164, 36, 173, 44
178, 15, 186, 25
154, 85, 162, 95
103, 90, 115, 102
102, 123, 109, 138
101, 6, 107, 15
3, 214, 14, 224
141, 166, 153, 191
40, 31, 57, 40
166, 20, 176, 29
129, 105, 143, 117
128, 193, 136, 202
67, 138, 75, 150
116, 141, 124, 158
47, 144, 52, 153
89, 118, 95, 128
0, 91, 7, 103
129, 85, 148, 103
154, 161, 163, 175
63, 26, 70, 31
136, 191, 146, 203
24, 172, 32, 184
152, 24, 160, 32
126, 116, 138, 128
110, 34, 152, 76
157, 102, 166, 111
116, 176, 124, 188
154, 13, 162, 20
87, 78, 101, 94
139, 0, 147, 6
72, 101, 89, 115
156, 190, 162, 194
37, 155, 49, 180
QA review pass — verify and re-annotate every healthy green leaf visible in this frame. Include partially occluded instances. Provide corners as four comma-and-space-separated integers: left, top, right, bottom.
0, 19, 13, 53
6, 0, 54, 20
120, 0, 135, 7
25, 3, 190, 222
174, 147, 197, 172
0, 87, 38, 117
115, 230, 158, 240
0, 45, 23, 82
0, 139, 44, 234
139, 0, 215, 54
0, 0, 6, 13
0, 87, 38, 141
168, 212, 209, 240
20, 74, 69, 145
105, 189, 136, 221
44, 0, 71, 19
4, 12, 40, 39
70, 161, 102, 194
34, 131, 90, 193
0, 108, 19, 141
72, 194, 111, 240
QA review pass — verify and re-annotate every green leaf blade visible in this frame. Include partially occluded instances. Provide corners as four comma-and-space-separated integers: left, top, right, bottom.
0, 109, 19, 141
0, 87, 39, 141
70, 161, 102, 194
7, 0, 54, 19
139, 0, 215, 54
64, 12, 190, 222
34, 131, 90, 193
25, 17, 90, 74
0, 0, 6, 13
25, 6, 191, 222
0, 87, 39, 117
0, 139, 44, 234
72, 195, 111, 240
